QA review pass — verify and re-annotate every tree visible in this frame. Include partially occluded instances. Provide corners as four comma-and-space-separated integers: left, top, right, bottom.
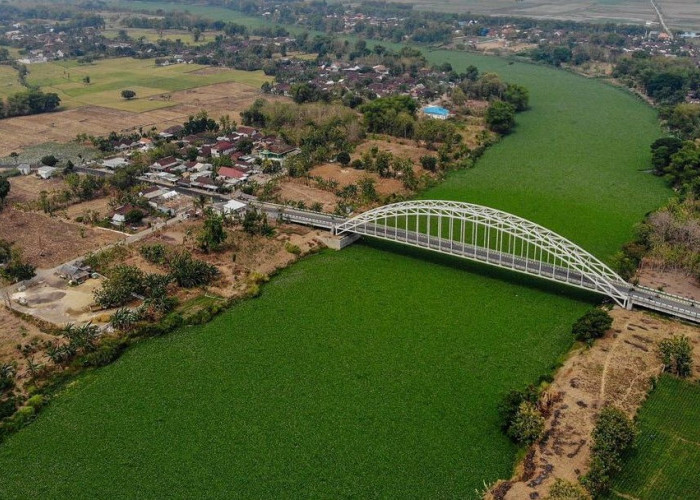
504, 83, 530, 112
0, 178, 9, 208
420, 155, 438, 172
508, 401, 545, 445
545, 479, 590, 500
40, 155, 58, 166
124, 208, 145, 225
94, 265, 146, 308
83, 75, 91, 85
336, 151, 351, 166
121, 89, 136, 100
572, 309, 613, 344
236, 138, 254, 155
197, 210, 228, 252
485, 100, 516, 134
242, 208, 273, 236
168, 251, 219, 288
582, 406, 637, 496
659, 335, 693, 377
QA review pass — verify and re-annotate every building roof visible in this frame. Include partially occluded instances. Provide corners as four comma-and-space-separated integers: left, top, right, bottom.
218, 167, 246, 179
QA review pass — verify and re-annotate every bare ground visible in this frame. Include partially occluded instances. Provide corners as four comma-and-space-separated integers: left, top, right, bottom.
0, 207, 123, 268
490, 308, 700, 499
0, 82, 286, 157
276, 179, 339, 212
635, 261, 700, 303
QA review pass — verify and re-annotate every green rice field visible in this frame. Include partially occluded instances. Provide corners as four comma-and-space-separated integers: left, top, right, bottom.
24, 58, 270, 112
608, 375, 700, 499
0, 242, 594, 498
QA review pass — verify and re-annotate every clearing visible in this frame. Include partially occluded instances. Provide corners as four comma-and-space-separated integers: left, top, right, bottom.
0, 207, 122, 269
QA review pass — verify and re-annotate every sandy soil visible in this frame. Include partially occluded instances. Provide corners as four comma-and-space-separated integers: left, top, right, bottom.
6, 176, 67, 205
355, 138, 434, 164
0, 305, 55, 390
0, 207, 123, 268
62, 196, 115, 221
491, 308, 700, 499
635, 262, 700, 303
0, 82, 287, 157
9, 274, 111, 327
277, 179, 339, 211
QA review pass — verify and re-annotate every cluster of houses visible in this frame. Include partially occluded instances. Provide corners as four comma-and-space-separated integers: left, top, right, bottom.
101, 125, 299, 193
270, 60, 454, 102
4, 24, 96, 63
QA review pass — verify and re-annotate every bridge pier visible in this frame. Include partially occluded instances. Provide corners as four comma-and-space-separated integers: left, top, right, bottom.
320, 232, 360, 250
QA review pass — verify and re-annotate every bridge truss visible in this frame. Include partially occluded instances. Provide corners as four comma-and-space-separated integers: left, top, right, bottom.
334, 200, 631, 307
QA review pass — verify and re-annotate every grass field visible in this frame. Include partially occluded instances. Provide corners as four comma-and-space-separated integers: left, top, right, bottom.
608, 375, 700, 499
0, 66, 22, 99
0, 241, 594, 498
102, 27, 222, 46
23, 57, 270, 112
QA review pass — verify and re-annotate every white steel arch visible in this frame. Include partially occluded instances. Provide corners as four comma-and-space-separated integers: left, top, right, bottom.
334, 200, 630, 306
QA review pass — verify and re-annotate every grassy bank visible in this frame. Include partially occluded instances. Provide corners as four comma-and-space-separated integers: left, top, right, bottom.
0, 242, 594, 498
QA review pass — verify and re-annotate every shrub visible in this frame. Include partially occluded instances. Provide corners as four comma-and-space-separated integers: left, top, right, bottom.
507, 401, 545, 445
168, 252, 219, 288
25, 394, 44, 410
545, 479, 590, 500
659, 335, 693, 377
497, 385, 538, 433
285, 242, 301, 255
139, 244, 168, 265
0, 397, 17, 419
582, 406, 637, 496
80, 337, 127, 367
572, 309, 612, 344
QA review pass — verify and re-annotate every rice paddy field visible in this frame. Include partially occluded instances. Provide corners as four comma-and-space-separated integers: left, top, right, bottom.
608, 375, 700, 499
0, 3, 680, 497
24, 58, 270, 112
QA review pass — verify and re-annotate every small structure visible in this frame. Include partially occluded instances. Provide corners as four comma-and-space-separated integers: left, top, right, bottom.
17, 164, 31, 175
422, 106, 450, 120
36, 166, 58, 179
102, 157, 129, 170
58, 263, 91, 284
221, 199, 247, 216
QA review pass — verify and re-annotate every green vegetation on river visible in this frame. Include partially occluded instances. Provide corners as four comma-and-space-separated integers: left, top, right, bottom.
0, 3, 677, 497
0, 242, 594, 498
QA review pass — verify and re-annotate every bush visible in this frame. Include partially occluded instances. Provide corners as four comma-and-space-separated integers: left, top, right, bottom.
80, 338, 127, 367
0, 397, 17, 419
659, 335, 693, 377
545, 479, 590, 500
140, 244, 168, 265
572, 309, 612, 344
507, 401, 545, 445
582, 406, 637, 496
284, 242, 301, 255
497, 385, 539, 433
168, 251, 219, 288
25, 394, 44, 409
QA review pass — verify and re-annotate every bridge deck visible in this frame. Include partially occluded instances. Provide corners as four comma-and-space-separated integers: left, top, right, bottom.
250, 201, 700, 324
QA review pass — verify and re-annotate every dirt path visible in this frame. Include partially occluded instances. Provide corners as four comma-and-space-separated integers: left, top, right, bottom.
491, 308, 700, 499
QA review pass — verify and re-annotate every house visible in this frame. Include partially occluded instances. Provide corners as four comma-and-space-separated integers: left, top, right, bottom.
58, 264, 91, 284
260, 143, 299, 165
111, 204, 138, 226
422, 106, 450, 120
36, 166, 58, 179
218, 166, 248, 185
212, 141, 235, 157
221, 199, 247, 216
102, 157, 130, 169
17, 164, 31, 175
190, 175, 219, 191
149, 190, 189, 216
151, 156, 180, 171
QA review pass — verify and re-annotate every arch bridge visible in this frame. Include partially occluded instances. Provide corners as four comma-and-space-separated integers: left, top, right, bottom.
329, 200, 700, 322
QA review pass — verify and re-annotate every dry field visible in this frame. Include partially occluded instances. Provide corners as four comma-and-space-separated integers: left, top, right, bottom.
492, 307, 700, 499
0, 208, 122, 269
6, 176, 67, 205
277, 179, 340, 211
636, 263, 700, 302
397, 0, 700, 29
0, 82, 286, 157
